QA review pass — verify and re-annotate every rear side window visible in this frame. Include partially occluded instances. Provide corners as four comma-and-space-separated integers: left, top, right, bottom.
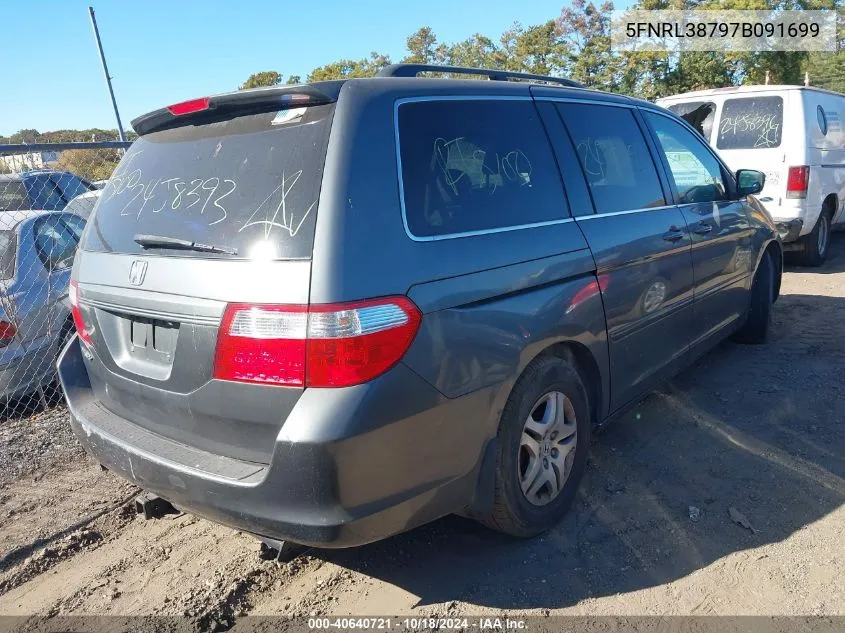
397, 99, 568, 239
60, 213, 87, 241
0, 180, 31, 211
52, 173, 93, 201
82, 104, 334, 259
558, 104, 666, 214
717, 96, 783, 149
666, 101, 716, 141
33, 215, 80, 270
25, 175, 66, 211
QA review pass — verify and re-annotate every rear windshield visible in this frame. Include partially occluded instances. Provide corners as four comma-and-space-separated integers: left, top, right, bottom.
717, 96, 783, 150
667, 101, 716, 141
0, 181, 31, 212
81, 104, 334, 259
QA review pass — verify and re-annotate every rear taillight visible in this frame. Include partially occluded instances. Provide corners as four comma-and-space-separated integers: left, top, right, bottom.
213, 297, 422, 388
786, 166, 809, 199
69, 280, 92, 345
0, 320, 16, 348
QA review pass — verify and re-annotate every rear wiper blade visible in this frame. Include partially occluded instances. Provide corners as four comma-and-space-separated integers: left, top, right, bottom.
133, 234, 238, 255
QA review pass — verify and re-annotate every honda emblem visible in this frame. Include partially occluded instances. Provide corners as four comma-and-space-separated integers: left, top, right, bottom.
129, 260, 148, 286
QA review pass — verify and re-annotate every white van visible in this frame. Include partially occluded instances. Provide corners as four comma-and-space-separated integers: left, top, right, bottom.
657, 86, 845, 265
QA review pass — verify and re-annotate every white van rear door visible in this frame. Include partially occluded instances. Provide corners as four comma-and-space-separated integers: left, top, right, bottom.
713, 94, 788, 203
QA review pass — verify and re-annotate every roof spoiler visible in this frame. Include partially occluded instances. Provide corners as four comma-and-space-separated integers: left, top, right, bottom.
131, 82, 344, 136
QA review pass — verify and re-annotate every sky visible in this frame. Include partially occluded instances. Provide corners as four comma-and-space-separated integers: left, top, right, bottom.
1, 0, 573, 136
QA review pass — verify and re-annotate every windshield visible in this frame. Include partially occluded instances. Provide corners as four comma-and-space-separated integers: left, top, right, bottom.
81, 103, 334, 259
717, 96, 783, 150
0, 181, 32, 212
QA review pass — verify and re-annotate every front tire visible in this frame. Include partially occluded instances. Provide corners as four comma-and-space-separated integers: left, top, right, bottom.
481, 355, 590, 537
733, 250, 774, 344
796, 210, 831, 267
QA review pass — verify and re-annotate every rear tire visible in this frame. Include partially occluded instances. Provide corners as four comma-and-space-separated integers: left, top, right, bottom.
481, 355, 590, 537
796, 210, 831, 267
733, 250, 774, 345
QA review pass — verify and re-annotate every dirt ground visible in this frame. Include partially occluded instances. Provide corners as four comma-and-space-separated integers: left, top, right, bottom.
2, 237, 844, 629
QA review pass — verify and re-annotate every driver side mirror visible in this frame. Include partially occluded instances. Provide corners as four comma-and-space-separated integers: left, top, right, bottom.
736, 169, 765, 197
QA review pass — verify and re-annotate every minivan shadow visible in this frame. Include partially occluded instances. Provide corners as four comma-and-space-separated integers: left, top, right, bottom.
315, 265, 845, 610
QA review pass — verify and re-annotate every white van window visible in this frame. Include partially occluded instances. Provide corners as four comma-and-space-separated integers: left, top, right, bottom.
817, 105, 828, 136
717, 96, 783, 150
667, 101, 716, 141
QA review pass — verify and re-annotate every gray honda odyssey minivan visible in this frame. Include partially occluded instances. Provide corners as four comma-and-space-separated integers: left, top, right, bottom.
59, 64, 782, 551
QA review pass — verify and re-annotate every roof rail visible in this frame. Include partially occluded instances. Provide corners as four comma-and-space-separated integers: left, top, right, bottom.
377, 64, 584, 88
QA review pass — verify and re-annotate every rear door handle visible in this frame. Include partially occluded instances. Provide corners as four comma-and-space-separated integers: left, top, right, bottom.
663, 228, 686, 242
693, 223, 713, 235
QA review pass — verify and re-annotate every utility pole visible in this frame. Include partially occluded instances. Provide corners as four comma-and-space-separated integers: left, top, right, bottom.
88, 6, 126, 143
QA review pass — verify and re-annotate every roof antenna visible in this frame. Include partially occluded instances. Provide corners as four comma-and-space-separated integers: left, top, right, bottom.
804, 71, 810, 86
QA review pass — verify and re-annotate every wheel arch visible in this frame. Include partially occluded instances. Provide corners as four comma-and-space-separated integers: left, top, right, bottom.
525, 340, 604, 428
763, 239, 783, 301
823, 193, 839, 221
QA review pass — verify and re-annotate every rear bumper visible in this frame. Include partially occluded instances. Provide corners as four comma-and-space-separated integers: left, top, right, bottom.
58, 336, 496, 548
774, 218, 804, 243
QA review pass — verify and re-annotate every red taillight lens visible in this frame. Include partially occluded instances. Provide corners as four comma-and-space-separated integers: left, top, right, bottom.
167, 97, 211, 116
786, 166, 809, 199
213, 297, 422, 388
69, 280, 92, 345
0, 320, 16, 348
213, 305, 308, 386
306, 299, 422, 387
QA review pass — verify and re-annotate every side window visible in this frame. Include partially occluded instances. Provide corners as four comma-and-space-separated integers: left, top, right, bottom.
397, 99, 568, 239
25, 175, 66, 211
33, 215, 79, 270
667, 101, 716, 142
59, 214, 87, 242
557, 104, 666, 214
52, 173, 93, 202
645, 112, 727, 205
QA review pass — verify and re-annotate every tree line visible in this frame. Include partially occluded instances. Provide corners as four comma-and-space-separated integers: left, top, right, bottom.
0, 128, 137, 146
240, 0, 845, 97
0, 128, 135, 179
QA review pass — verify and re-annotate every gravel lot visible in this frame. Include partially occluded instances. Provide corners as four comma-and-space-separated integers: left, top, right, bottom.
1, 237, 844, 628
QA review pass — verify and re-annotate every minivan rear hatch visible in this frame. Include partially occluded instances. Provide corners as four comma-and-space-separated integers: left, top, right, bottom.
74, 88, 337, 465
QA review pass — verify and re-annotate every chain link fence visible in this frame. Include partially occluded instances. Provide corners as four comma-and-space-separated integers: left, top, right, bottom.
0, 141, 131, 419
